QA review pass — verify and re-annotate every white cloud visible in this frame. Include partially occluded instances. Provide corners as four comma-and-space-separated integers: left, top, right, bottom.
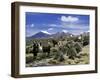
62, 30, 68, 33
49, 24, 57, 27
61, 16, 79, 22
48, 28, 53, 30
41, 30, 51, 35
87, 30, 90, 32
26, 24, 35, 28
30, 24, 34, 27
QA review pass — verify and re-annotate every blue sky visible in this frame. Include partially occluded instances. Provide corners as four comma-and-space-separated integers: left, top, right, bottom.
26, 12, 90, 37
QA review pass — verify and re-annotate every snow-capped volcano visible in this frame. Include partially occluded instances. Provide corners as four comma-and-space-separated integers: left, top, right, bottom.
27, 31, 51, 39
40, 31, 51, 35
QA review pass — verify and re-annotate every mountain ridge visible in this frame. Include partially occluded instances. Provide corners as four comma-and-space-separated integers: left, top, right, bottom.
26, 31, 89, 39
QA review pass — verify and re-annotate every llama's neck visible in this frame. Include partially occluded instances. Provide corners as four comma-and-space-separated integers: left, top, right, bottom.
38, 43, 42, 51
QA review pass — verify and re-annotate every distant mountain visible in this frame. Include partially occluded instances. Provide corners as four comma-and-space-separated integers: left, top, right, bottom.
26, 31, 74, 39
51, 32, 74, 38
80, 32, 89, 37
27, 31, 51, 39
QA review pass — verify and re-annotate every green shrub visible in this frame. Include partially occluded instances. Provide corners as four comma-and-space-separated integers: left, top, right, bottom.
26, 46, 33, 54
59, 46, 68, 54
67, 47, 77, 59
82, 35, 89, 46
26, 54, 33, 63
50, 48, 58, 57
58, 52, 65, 62
37, 52, 47, 59
74, 42, 82, 53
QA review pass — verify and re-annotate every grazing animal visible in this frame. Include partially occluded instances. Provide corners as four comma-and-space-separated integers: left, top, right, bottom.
32, 41, 39, 59
42, 42, 51, 57
38, 42, 43, 52
32, 41, 51, 59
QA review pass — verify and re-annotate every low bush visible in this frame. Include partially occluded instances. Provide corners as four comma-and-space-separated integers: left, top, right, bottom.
26, 54, 33, 63
74, 42, 82, 53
